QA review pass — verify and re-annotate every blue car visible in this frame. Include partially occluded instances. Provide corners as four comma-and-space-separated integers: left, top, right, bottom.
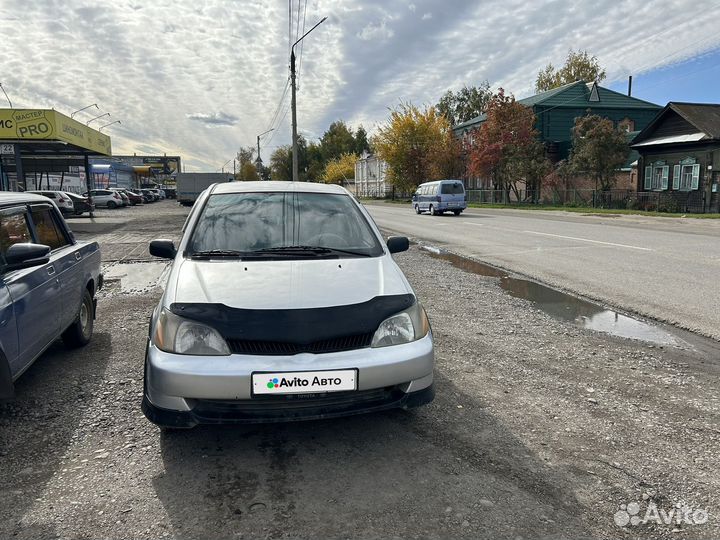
412, 179, 467, 216
0, 193, 102, 398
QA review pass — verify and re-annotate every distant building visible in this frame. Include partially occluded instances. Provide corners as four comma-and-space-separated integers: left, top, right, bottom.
632, 102, 720, 213
453, 81, 661, 188
355, 151, 390, 197
91, 154, 181, 187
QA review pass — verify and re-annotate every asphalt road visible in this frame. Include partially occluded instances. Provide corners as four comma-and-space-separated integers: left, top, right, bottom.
1, 201, 718, 539
366, 203, 720, 340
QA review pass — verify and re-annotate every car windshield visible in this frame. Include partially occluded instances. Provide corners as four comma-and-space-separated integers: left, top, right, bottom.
188, 191, 383, 257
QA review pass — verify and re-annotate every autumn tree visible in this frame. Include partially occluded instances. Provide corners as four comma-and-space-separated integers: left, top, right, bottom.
568, 114, 628, 192
322, 153, 356, 185
436, 82, 493, 125
235, 146, 258, 181
373, 103, 460, 193
467, 89, 550, 201
535, 50, 606, 92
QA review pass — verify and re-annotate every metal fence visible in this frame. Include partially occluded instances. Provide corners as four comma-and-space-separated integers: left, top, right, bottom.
465, 189, 714, 213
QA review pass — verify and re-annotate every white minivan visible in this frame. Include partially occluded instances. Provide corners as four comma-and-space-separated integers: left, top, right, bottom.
412, 179, 467, 215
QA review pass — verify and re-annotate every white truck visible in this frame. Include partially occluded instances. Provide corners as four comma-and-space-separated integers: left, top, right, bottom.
176, 173, 233, 205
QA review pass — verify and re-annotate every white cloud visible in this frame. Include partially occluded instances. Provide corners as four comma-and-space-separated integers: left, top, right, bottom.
0, 0, 718, 171
357, 20, 394, 41
186, 112, 239, 127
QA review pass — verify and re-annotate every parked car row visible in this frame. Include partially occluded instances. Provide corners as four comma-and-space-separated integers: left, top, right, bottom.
82, 188, 167, 209
24, 187, 173, 215
26, 191, 95, 217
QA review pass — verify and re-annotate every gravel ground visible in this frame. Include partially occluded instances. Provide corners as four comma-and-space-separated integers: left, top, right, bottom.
1, 201, 718, 539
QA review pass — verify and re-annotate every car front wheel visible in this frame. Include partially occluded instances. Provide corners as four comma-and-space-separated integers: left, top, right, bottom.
414, 204, 420, 214
62, 289, 94, 348
107, 201, 117, 209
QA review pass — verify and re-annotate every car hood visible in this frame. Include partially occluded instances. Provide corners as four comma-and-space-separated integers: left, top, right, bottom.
168, 256, 412, 309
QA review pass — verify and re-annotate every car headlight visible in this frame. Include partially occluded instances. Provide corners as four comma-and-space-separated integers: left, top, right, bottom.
153, 308, 230, 355
371, 302, 430, 348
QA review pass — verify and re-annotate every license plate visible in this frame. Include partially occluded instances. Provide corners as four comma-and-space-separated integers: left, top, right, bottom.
252, 370, 357, 395
448, 202, 458, 206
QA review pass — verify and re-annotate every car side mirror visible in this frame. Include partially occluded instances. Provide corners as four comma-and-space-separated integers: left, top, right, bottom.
386, 236, 409, 254
4, 243, 51, 271
149, 239, 177, 259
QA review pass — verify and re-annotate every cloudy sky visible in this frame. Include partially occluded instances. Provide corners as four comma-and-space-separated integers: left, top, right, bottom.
2, 0, 719, 171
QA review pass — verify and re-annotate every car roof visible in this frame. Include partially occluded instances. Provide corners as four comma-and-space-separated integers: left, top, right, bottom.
0, 192, 58, 206
211, 181, 349, 195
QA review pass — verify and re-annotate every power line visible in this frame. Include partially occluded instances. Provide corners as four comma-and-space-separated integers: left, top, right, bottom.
297, 0, 308, 88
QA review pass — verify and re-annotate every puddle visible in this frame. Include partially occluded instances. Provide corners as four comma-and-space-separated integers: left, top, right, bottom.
423, 247, 679, 346
103, 262, 170, 294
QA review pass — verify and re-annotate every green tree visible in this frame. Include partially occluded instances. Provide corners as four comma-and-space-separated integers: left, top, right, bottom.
436, 82, 493, 126
320, 121, 356, 162
270, 146, 292, 181
270, 137, 311, 182
535, 50, 606, 92
354, 125, 371, 155
235, 146, 258, 181
467, 89, 550, 200
373, 102, 460, 193
568, 113, 628, 192
322, 153, 356, 185
305, 141, 325, 182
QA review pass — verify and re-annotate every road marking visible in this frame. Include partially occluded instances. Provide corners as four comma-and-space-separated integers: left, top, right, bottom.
523, 230, 652, 251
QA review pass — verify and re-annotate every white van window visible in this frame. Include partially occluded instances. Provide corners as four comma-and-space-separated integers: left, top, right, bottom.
441, 182, 465, 195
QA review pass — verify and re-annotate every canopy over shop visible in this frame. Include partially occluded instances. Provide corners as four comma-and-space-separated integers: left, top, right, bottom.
0, 108, 111, 193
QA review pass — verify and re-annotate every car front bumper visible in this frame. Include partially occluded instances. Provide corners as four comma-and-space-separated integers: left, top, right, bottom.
143, 333, 435, 426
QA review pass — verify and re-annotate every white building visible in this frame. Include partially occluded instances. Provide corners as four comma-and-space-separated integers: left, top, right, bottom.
355, 151, 390, 197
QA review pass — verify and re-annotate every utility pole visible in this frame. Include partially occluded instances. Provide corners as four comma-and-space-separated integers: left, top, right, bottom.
290, 16, 327, 182
290, 50, 299, 182
256, 128, 274, 178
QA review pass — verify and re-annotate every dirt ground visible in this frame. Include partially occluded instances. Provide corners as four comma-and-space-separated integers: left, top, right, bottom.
1, 201, 718, 539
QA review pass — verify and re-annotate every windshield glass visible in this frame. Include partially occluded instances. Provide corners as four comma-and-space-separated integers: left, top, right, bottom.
188, 192, 383, 257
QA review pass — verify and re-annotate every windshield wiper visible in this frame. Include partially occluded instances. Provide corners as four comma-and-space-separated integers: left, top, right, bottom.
254, 245, 330, 253
254, 246, 371, 257
189, 249, 247, 259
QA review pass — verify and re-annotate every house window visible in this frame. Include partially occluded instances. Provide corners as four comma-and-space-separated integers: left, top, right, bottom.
644, 163, 668, 191
672, 160, 700, 191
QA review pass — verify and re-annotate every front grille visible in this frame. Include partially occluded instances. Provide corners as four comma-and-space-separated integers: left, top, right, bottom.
226, 332, 373, 355
189, 386, 405, 422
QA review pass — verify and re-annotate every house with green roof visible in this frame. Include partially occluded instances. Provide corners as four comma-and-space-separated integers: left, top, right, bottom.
453, 80, 661, 164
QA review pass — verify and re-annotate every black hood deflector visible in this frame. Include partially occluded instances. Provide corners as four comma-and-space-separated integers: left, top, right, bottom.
170, 294, 415, 344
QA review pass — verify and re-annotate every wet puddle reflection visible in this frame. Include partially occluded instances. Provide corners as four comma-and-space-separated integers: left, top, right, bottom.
426, 248, 678, 346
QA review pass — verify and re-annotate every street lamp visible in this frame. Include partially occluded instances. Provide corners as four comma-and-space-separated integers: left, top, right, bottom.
291, 16, 327, 182
87, 112, 110, 126
99, 120, 121, 131
256, 128, 274, 168
71, 103, 98, 119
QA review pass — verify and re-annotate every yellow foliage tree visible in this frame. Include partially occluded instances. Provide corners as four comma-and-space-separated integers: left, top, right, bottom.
373, 103, 460, 193
322, 153, 357, 184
